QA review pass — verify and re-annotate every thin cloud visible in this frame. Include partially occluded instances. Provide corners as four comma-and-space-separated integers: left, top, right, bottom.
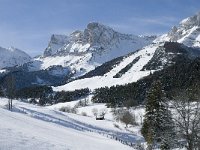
129, 16, 178, 27
107, 15, 179, 35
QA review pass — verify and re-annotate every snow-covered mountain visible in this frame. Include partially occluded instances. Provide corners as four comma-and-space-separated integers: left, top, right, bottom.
155, 12, 200, 47
0, 46, 31, 69
0, 22, 155, 89
53, 42, 200, 91
54, 13, 200, 91
32, 22, 155, 77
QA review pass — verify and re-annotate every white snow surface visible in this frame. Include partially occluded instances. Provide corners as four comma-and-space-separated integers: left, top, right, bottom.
53, 43, 159, 91
0, 98, 143, 150
0, 47, 31, 69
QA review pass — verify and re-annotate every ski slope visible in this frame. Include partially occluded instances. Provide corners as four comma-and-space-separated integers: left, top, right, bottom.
0, 98, 143, 150
53, 43, 159, 91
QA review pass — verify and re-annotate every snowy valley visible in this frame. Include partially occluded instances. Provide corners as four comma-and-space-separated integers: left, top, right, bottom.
0, 11, 200, 150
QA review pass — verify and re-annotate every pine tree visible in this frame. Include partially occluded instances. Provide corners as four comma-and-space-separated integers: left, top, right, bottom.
141, 80, 176, 149
159, 99, 177, 149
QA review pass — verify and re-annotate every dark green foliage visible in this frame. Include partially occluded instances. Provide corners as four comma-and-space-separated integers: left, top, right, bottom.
92, 85, 139, 107
113, 56, 140, 78
16, 86, 90, 105
141, 81, 176, 149
92, 79, 150, 107
141, 81, 163, 146
16, 85, 54, 105
54, 88, 90, 103
16, 86, 53, 99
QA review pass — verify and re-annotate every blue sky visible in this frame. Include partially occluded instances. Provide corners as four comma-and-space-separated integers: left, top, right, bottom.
0, 0, 199, 56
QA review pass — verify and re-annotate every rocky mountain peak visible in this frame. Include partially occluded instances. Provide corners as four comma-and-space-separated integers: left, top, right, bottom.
83, 22, 119, 47
86, 22, 115, 32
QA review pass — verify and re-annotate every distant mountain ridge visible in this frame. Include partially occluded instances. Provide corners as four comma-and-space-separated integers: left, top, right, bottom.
0, 46, 31, 69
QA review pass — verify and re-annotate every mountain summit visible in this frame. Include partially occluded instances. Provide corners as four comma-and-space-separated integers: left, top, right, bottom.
156, 12, 200, 48
44, 22, 156, 59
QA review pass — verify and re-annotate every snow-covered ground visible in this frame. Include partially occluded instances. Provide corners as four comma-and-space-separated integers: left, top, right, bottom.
0, 98, 144, 150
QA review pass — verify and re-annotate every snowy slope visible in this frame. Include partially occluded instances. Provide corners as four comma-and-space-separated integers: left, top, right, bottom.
0, 47, 31, 69
0, 98, 142, 150
29, 22, 155, 77
53, 43, 159, 91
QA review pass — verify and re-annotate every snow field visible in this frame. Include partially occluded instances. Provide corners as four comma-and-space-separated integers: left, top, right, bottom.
0, 98, 144, 150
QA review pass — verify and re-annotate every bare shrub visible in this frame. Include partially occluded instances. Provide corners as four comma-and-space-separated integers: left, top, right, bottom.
120, 111, 137, 127
112, 108, 137, 127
